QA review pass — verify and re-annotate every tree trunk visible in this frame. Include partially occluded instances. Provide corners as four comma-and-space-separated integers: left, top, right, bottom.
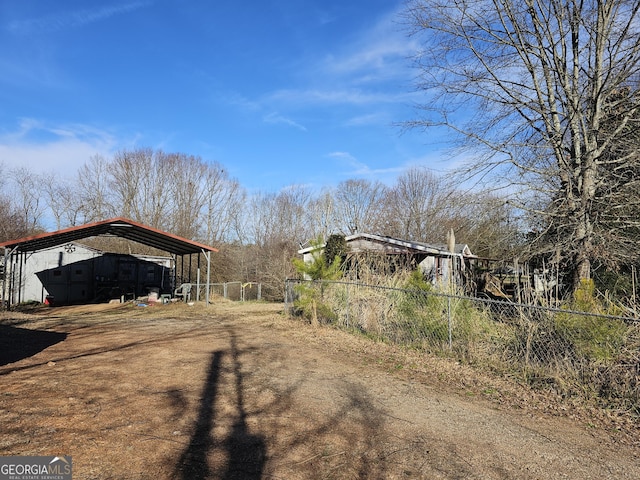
574, 253, 591, 290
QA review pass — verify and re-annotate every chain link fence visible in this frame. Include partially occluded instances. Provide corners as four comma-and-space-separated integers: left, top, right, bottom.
207, 282, 262, 302
285, 279, 640, 413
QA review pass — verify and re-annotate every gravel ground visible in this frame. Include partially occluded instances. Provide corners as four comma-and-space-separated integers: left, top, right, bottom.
0, 301, 638, 479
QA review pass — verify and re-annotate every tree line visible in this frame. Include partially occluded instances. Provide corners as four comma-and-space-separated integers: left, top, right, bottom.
0, 148, 520, 299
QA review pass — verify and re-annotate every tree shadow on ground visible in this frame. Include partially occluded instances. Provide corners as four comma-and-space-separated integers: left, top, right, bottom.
171, 324, 433, 478
221, 332, 266, 479
0, 324, 212, 376
173, 350, 223, 479
0, 325, 67, 366
173, 331, 266, 479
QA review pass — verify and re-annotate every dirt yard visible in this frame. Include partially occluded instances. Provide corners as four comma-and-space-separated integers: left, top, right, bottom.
0, 301, 638, 479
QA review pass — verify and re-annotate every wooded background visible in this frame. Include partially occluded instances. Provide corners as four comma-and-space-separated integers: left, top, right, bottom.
0, 149, 519, 300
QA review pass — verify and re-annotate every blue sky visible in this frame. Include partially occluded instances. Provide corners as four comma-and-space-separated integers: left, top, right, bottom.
0, 0, 454, 193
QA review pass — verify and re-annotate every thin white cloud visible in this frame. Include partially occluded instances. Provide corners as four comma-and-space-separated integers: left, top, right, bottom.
317, 11, 336, 27
328, 151, 405, 177
259, 7, 419, 112
6, 1, 152, 35
263, 112, 307, 132
328, 150, 369, 174
318, 6, 418, 83
323, 37, 415, 78
0, 119, 118, 176
223, 92, 261, 111
328, 151, 358, 162
343, 112, 388, 127
266, 88, 408, 107
221, 5, 418, 125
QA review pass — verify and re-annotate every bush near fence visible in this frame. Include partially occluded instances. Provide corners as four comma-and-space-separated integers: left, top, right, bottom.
285, 278, 640, 415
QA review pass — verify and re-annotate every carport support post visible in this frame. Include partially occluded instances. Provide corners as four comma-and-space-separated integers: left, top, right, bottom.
196, 268, 200, 302
1, 248, 7, 309
202, 249, 211, 306
17, 251, 24, 305
171, 254, 177, 293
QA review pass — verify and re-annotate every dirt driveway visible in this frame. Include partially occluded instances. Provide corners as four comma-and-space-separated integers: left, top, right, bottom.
0, 301, 638, 479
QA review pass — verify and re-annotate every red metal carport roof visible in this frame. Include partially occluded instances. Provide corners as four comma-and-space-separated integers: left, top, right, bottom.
0, 217, 218, 255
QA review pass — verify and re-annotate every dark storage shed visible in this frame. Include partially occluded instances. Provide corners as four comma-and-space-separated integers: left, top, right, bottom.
0, 217, 217, 307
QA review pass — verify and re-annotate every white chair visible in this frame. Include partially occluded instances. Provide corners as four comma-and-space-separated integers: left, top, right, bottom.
174, 283, 192, 302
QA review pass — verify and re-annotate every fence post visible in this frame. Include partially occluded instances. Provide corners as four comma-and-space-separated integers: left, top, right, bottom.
447, 296, 453, 350
285, 279, 294, 315
223, 282, 228, 299
346, 282, 350, 328
284, 280, 289, 313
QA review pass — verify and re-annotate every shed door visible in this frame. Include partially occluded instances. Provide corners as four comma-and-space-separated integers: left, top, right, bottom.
68, 261, 93, 303
46, 261, 93, 304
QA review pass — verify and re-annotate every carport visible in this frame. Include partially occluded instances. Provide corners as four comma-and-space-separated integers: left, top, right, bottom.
0, 217, 218, 307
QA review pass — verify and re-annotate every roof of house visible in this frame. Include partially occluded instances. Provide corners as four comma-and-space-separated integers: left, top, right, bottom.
0, 217, 218, 256
298, 233, 475, 257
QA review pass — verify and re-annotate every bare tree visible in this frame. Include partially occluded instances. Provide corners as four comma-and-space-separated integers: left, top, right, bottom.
76, 154, 115, 222
74, 149, 247, 262
109, 148, 152, 222
381, 167, 452, 242
248, 186, 313, 247
246, 186, 314, 299
135, 150, 174, 229
446, 192, 523, 259
0, 196, 27, 241
175, 158, 247, 283
163, 152, 211, 239
332, 179, 388, 235
305, 189, 337, 241
9, 167, 45, 233
404, 0, 640, 290
41, 174, 85, 229
200, 162, 245, 245
0, 163, 30, 241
